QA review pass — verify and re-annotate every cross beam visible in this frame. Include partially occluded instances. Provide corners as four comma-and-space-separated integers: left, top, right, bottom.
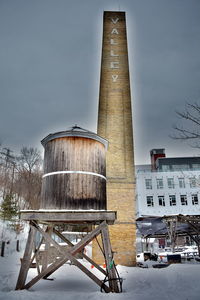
16, 220, 121, 293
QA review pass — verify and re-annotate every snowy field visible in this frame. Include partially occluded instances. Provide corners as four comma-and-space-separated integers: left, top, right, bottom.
0, 222, 200, 300
1, 250, 200, 300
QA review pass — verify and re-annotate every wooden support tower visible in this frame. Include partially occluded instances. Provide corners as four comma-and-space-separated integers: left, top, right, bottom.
16, 210, 122, 293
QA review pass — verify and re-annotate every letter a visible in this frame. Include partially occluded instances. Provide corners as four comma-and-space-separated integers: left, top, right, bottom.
111, 28, 119, 35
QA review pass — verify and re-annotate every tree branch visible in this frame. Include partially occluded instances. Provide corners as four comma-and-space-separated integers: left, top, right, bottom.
171, 102, 200, 148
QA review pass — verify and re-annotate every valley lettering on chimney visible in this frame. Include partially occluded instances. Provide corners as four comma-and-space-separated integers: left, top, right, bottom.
93, 11, 136, 266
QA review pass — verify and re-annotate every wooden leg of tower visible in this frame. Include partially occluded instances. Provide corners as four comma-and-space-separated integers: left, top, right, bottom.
15, 222, 37, 290
42, 225, 53, 272
101, 224, 120, 293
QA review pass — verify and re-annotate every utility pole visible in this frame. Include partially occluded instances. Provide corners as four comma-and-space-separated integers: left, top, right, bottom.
0, 148, 15, 198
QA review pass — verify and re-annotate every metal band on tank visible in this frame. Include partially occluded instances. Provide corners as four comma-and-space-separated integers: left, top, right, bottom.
42, 170, 107, 180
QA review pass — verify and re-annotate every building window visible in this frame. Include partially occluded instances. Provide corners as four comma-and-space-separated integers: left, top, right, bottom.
178, 178, 185, 188
180, 195, 188, 205
169, 195, 176, 206
172, 164, 189, 171
167, 178, 175, 189
145, 179, 152, 190
156, 178, 163, 189
192, 164, 200, 170
158, 196, 165, 206
192, 194, 198, 205
189, 177, 196, 188
162, 165, 170, 172
146, 196, 154, 207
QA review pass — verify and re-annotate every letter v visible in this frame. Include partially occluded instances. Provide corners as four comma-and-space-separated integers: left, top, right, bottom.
112, 75, 118, 82
111, 18, 119, 24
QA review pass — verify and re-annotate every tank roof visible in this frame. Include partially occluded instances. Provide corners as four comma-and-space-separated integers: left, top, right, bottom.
41, 125, 108, 149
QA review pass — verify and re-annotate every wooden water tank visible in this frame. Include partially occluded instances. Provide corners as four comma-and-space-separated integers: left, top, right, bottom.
40, 126, 108, 210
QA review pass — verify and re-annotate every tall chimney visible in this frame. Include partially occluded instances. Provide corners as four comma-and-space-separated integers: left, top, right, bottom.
93, 11, 136, 266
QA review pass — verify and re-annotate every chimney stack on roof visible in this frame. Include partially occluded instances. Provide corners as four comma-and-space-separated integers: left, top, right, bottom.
150, 149, 166, 171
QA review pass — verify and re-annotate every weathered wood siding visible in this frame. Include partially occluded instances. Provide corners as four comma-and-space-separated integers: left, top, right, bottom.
40, 137, 107, 210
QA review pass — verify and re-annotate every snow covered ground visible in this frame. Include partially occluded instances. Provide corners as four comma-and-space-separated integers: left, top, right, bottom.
0, 222, 200, 300
1, 251, 200, 300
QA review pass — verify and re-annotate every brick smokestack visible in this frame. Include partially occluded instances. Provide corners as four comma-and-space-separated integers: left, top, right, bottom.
95, 11, 136, 266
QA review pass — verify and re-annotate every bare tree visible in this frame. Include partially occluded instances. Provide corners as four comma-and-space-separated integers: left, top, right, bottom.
16, 147, 42, 209
14, 168, 42, 210
17, 147, 41, 173
171, 102, 200, 148
0, 146, 43, 210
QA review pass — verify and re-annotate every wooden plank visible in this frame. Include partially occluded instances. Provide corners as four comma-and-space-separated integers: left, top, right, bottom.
186, 221, 200, 235
53, 228, 76, 246
30, 236, 44, 266
43, 222, 107, 279
31, 222, 67, 256
20, 210, 116, 224
82, 252, 107, 276
24, 255, 72, 289
15, 223, 37, 290
187, 233, 200, 255
32, 220, 106, 258
34, 235, 45, 275
53, 228, 107, 276
101, 225, 120, 292
53, 228, 83, 259
42, 226, 53, 272
23, 222, 106, 289
69, 221, 107, 255
54, 248, 109, 292
60, 249, 111, 293
23, 230, 110, 292
35, 251, 41, 275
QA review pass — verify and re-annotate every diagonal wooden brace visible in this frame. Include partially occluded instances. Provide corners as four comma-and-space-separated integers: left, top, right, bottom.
19, 221, 111, 292
53, 228, 107, 276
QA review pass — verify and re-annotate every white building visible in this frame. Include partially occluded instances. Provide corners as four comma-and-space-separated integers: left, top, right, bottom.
136, 149, 200, 218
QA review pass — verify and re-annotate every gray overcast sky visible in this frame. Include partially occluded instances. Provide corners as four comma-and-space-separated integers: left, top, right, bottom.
0, 0, 200, 164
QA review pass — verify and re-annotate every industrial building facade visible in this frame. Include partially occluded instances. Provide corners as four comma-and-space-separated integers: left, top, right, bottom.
136, 149, 200, 218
